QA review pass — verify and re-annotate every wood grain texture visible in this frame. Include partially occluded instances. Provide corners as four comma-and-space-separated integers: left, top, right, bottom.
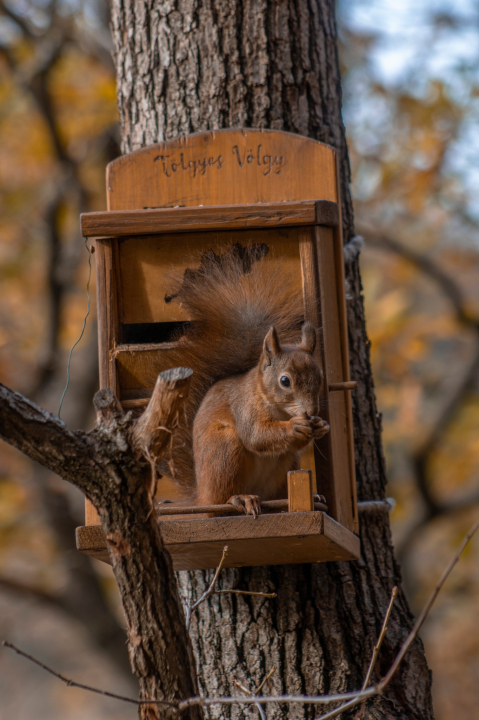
86, 239, 118, 527
287, 470, 314, 512
106, 129, 337, 211
333, 153, 359, 533
81, 200, 338, 237
316, 225, 355, 531
298, 228, 324, 499
76, 512, 360, 571
115, 228, 301, 325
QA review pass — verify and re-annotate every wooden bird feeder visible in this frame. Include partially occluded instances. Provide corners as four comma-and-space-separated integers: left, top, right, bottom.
76, 129, 360, 570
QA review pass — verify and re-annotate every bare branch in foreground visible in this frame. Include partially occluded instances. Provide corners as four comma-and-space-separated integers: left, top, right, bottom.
2, 642, 161, 708
234, 667, 277, 720
379, 516, 479, 689
301, 587, 399, 720
5, 517, 478, 713
362, 586, 398, 690
184, 546, 276, 630
1, 641, 374, 709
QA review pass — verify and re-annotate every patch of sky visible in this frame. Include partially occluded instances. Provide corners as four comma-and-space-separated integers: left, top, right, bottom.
339, 0, 479, 92
339, 0, 479, 222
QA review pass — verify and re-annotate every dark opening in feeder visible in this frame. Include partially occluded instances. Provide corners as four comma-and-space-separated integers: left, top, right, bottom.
76, 129, 359, 571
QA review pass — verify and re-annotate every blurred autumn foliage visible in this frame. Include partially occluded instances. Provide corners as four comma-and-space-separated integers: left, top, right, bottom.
340, 3, 479, 717
0, 1, 478, 719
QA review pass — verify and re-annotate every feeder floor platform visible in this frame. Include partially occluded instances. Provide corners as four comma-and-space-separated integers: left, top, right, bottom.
76, 511, 360, 571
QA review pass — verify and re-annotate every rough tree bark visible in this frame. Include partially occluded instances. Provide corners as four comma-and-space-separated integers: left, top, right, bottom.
110, 2, 435, 719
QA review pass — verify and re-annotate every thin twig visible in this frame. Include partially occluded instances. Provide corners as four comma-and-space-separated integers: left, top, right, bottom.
234, 667, 277, 720
2, 642, 172, 708
0, 642, 375, 709
180, 689, 377, 710
184, 546, 276, 629
312, 517, 479, 720
255, 666, 277, 695
362, 586, 398, 689
378, 517, 479, 690
185, 545, 229, 629
216, 590, 277, 598
234, 681, 266, 720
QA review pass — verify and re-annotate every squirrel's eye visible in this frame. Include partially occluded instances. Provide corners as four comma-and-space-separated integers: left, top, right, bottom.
280, 375, 291, 388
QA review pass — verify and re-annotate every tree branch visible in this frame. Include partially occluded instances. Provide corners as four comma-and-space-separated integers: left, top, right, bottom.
0, 383, 103, 497
0, 371, 203, 718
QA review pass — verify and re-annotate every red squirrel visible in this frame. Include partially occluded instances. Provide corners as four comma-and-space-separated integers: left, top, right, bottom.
161, 244, 330, 516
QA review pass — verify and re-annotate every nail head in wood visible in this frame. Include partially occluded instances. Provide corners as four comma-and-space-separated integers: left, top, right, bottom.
287, 470, 314, 512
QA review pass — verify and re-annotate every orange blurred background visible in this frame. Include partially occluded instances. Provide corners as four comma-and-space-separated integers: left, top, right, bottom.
0, 1, 478, 718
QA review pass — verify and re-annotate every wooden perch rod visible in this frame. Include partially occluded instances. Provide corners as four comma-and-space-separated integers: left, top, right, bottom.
156, 498, 328, 516
121, 382, 358, 410
328, 381, 357, 391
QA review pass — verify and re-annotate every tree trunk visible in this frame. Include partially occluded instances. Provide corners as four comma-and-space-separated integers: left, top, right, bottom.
110, 1, 435, 718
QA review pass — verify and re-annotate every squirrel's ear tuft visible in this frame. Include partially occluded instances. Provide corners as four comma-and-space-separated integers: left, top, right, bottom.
300, 322, 316, 354
263, 326, 281, 367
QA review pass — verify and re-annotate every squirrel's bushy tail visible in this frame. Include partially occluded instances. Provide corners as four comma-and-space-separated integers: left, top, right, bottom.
160, 243, 304, 490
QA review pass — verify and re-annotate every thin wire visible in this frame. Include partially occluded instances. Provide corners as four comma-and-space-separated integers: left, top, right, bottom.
58, 238, 92, 418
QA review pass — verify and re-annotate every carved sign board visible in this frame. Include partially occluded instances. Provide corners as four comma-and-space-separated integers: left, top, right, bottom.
106, 129, 338, 210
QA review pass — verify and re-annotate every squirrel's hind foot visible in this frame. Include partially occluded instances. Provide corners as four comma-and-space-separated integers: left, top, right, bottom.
228, 494, 261, 518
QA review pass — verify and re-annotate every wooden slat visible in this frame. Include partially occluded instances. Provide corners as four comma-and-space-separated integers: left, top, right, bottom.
288, 470, 314, 512
332, 156, 358, 532
81, 200, 339, 238
76, 512, 360, 571
315, 226, 355, 532
298, 227, 325, 498
85, 501, 100, 526
86, 238, 119, 527
329, 381, 357, 391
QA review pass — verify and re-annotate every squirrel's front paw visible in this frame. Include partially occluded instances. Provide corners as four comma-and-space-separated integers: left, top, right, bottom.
227, 494, 261, 518
290, 416, 314, 443
310, 416, 330, 440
